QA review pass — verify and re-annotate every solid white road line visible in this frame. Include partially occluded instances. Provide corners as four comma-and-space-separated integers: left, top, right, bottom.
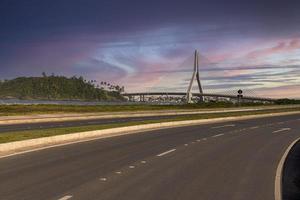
275, 137, 300, 200
212, 133, 224, 138
157, 149, 176, 157
212, 124, 235, 129
272, 128, 291, 133
58, 195, 72, 200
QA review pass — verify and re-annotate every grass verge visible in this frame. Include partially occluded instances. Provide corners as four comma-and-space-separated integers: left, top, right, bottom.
0, 102, 269, 116
1, 107, 300, 144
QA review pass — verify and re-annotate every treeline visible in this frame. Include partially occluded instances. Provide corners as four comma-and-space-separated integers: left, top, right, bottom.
0, 73, 125, 101
275, 98, 300, 105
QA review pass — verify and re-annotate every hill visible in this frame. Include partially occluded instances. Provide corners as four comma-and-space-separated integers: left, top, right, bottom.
0, 74, 125, 101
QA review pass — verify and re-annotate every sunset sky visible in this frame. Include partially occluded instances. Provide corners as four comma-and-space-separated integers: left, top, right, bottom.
1, 0, 300, 98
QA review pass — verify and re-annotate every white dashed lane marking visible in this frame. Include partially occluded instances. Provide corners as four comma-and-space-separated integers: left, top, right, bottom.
57, 195, 73, 200
272, 128, 291, 133
100, 178, 107, 181
129, 165, 135, 169
141, 161, 146, 164
212, 124, 235, 129
212, 133, 224, 138
157, 149, 176, 157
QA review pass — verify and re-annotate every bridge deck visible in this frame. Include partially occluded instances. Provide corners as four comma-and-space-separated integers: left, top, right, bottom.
123, 92, 276, 102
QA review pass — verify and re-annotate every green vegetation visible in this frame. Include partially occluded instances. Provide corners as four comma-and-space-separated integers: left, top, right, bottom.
0, 102, 266, 116
0, 74, 125, 101
275, 98, 300, 105
1, 106, 299, 143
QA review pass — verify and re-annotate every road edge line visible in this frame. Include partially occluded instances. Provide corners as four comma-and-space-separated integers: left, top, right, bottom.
274, 137, 300, 200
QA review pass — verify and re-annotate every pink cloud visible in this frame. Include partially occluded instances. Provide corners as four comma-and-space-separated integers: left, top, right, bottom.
246, 38, 300, 59
256, 84, 300, 98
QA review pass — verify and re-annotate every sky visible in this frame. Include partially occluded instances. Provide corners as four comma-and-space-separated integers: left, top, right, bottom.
0, 0, 300, 98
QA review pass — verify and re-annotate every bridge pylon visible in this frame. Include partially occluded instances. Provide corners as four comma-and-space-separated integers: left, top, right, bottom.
186, 50, 204, 103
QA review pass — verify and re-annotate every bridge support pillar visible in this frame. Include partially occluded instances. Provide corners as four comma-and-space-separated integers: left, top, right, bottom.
186, 50, 204, 103
139, 94, 145, 102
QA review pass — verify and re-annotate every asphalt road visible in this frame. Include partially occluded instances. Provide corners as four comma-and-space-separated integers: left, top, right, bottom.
0, 115, 184, 133
0, 113, 300, 200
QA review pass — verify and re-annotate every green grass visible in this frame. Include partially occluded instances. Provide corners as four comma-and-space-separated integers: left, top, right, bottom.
1, 107, 299, 144
0, 102, 270, 116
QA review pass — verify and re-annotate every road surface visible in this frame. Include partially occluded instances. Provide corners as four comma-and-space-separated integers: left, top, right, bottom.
0, 113, 299, 200
0, 115, 184, 133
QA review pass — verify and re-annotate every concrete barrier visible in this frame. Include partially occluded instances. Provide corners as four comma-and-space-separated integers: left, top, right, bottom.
1, 111, 300, 158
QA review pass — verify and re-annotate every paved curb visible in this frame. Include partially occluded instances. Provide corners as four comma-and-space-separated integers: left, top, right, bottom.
0, 111, 300, 158
274, 137, 300, 200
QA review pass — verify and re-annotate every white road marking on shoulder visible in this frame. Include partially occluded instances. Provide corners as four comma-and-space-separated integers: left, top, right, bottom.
100, 178, 107, 181
58, 195, 73, 200
272, 128, 291, 133
157, 149, 176, 157
212, 133, 224, 138
274, 137, 300, 200
212, 124, 235, 129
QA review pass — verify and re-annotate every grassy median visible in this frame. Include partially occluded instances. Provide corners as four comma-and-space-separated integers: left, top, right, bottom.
1, 107, 300, 144
0, 102, 267, 116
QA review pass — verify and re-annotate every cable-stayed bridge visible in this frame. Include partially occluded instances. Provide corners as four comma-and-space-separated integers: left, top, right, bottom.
124, 50, 277, 103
